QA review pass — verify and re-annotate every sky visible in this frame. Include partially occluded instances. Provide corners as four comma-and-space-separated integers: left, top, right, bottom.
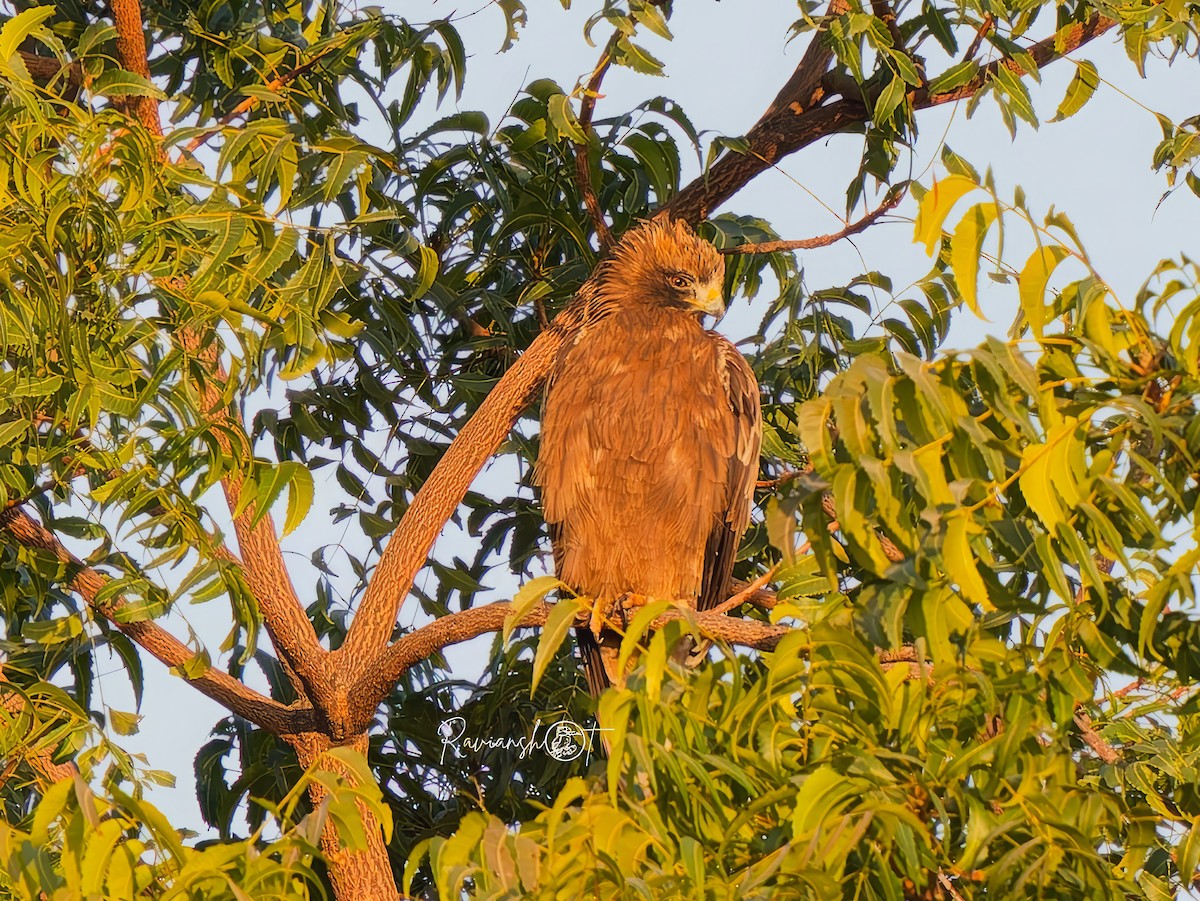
86, 0, 1199, 839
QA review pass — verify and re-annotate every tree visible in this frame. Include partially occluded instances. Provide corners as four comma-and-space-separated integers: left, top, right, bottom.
0, 0, 1198, 897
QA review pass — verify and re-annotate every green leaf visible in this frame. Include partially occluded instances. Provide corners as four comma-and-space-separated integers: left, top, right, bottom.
873, 75, 906, 125
1018, 419, 1081, 530
1052, 60, 1099, 121
414, 245, 439, 299
108, 709, 141, 736
283, 465, 313, 536
0, 418, 29, 446
547, 93, 586, 144
927, 59, 979, 96
91, 69, 167, 100
615, 36, 665, 75
631, 1, 673, 40
504, 575, 565, 643
531, 599, 580, 695
497, 0, 527, 51
992, 65, 1037, 128
0, 7, 55, 64
943, 517, 991, 610
914, 175, 979, 255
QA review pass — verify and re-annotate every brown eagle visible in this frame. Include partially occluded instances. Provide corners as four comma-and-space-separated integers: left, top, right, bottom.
535, 218, 762, 696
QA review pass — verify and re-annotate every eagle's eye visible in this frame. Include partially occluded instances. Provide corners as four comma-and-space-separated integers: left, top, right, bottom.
667, 273, 692, 290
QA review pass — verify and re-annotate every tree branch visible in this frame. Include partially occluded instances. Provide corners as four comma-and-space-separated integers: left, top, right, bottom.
338, 320, 570, 679
0, 672, 78, 786
574, 37, 617, 253
110, 0, 329, 716
110, 0, 162, 136
1074, 711, 1120, 764
913, 12, 1116, 109
662, 0, 851, 223
352, 596, 791, 724
664, 8, 1117, 225
0, 507, 311, 734
19, 53, 83, 94
720, 188, 904, 254
176, 327, 333, 721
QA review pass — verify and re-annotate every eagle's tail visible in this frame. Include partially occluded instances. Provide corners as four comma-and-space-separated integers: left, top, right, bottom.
576, 627, 620, 697
575, 628, 619, 758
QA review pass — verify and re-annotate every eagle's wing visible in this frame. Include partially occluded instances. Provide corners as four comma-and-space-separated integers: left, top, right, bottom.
697, 338, 762, 612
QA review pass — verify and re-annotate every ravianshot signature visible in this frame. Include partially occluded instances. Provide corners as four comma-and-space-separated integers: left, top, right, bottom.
437, 716, 611, 765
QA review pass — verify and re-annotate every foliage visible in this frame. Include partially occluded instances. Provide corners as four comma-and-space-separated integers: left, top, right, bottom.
0, 0, 1197, 897
413, 624, 1200, 899
0, 681, 386, 899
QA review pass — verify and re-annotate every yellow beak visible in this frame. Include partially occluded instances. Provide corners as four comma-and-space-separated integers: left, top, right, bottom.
695, 283, 726, 317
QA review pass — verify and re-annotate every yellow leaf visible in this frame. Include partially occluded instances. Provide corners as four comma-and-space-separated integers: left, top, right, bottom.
1018, 418, 1082, 531
1018, 245, 1069, 337
1019, 441, 1062, 530
949, 202, 998, 318
943, 517, 992, 610
914, 175, 980, 256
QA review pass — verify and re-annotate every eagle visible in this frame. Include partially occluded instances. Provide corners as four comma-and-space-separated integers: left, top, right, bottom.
535, 218, 762, 696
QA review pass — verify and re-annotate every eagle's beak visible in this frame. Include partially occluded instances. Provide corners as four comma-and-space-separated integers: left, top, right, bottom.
695, 282, 726, 317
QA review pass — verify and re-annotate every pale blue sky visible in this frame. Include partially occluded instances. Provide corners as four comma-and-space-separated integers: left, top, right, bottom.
89, 1, 1198, 836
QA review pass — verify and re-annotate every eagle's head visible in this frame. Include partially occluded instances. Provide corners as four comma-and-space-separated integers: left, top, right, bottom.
599, 218, 726, 317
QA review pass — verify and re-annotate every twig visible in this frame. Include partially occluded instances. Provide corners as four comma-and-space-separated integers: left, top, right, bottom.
709, 563, 780, 616
574, 37, 617, 252
727, 577, 779, 609
1073, 711, 1120, 765
938, 870, 968, 901
720, 188, 904, 254
963, 14, 995, 63
183, 50, 335, 155
756, 470, 804, 490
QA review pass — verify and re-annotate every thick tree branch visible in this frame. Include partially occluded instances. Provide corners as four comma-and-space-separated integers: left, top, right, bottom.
352, 596, 791, 722
177, 327, 332, 718
110, 0, 162, 136
721, 188, 904, 254
662, 0, 850, 224
664, 9, 1117, 224
338, 320, 570, 680
0, 672, 78, 785
19, 53, 83, 93
0, 507, 311, 734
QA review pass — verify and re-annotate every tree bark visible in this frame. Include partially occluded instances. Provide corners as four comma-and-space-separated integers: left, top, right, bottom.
288, 733, 401, 901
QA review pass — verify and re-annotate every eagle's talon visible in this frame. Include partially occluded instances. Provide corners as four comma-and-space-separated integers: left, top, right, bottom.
589, 598, 606, 639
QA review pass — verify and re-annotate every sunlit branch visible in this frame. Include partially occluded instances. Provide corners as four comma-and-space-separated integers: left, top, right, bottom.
0, 507, 311, 734
720, 189, 904, 255
574, 35, 618, 252
352, 596, 792, 723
